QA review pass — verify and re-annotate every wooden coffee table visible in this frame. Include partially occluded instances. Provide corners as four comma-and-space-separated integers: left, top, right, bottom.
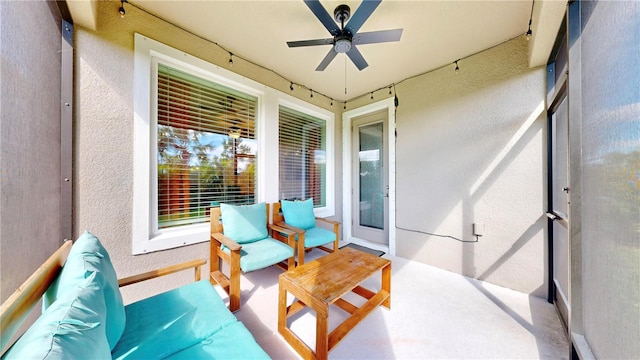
278, 247, 391, 360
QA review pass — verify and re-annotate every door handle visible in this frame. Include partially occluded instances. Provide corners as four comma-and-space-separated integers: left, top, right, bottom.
546, 212, 560, 221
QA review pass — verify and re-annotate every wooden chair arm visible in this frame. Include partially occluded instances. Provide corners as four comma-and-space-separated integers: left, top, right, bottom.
118, 259, 207, 287
268, 223, 297, 236
211, 232, 242, 252
315, 217, 340, 227
273, 221, 305, 234
269, 223, 297, 249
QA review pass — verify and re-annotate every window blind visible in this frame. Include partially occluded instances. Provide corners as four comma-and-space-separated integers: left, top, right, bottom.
278, 106, 326, 207
157, 64, 257, 229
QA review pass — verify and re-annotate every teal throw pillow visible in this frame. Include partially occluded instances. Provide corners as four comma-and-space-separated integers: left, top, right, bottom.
4, 271, 111, 360
43, 231, 126, 350
220, 203, 269, 244
281, 198, 316, 230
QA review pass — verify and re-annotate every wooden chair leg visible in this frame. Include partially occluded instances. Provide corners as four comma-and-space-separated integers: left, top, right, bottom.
229, 249, 242, 312
297, 232, 306, 266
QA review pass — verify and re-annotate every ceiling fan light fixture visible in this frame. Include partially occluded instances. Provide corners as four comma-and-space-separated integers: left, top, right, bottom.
334, 38, 351, 53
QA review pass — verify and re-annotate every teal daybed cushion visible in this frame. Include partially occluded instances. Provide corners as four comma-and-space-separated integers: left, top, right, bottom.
167, 322, 269, 359
3, 272, 112, 360
111, 280, 238, 359
43, 231, 126, 350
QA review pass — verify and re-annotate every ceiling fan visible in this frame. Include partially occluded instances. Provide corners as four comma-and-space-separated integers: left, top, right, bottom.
287, 0, 403, 71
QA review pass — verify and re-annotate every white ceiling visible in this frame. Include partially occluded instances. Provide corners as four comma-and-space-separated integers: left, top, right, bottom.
70, 0, 564, 102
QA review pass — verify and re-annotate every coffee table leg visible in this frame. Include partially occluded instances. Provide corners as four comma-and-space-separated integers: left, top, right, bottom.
316, 304, 329, 360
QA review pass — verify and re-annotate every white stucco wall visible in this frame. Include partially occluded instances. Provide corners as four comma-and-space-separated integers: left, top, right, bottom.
75, 2, 547, 301
390, 38, 548, 297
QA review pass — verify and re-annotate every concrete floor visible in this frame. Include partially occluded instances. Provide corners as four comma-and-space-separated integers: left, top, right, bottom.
221, 249, 570, 359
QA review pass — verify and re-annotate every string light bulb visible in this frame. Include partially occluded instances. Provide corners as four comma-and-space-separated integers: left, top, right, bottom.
290, 82, 294, 91
454, 60, 460, 74
119, 0, 126, 18
310, 89, 313, 98
389, 86, 392, 95
344, 102, 347, 110
370, 92, 374, 100
330, 99, 334, 106
229, 53, 234, 66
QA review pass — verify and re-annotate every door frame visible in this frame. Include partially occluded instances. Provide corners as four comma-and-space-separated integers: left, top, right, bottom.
342, 97, 396, 255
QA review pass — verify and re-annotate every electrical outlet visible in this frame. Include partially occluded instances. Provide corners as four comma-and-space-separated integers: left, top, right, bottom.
473, 223, 484, 237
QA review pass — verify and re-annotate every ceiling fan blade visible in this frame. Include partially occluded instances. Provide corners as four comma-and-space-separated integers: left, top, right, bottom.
352, 29, 403, 45
315, 48, 338, 71
346, 46, 369, 71
345, 0, 381, 35
287, 38, 334, 48
304, 0, 341, 36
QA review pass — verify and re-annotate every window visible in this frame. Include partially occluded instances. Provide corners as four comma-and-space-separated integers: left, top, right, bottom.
133, 34, 334, 254
278, 106, 326, 207
156, 64, 257, 230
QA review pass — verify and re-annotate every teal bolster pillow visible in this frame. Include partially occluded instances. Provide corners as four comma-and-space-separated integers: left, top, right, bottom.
4, 271, 111, 360
220, 203, 269, 244
281, 198, 316, 230
43, 231, 126, 350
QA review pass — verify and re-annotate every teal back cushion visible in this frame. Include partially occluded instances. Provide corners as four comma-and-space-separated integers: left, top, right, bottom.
43, 231, 126, 350
281, 198, 316, 230
4, 271, 112, 360
220, 203, 268, 244
111, 280, 237, 360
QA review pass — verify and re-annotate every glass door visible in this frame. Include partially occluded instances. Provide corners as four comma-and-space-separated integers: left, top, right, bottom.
352, 110, 389, 245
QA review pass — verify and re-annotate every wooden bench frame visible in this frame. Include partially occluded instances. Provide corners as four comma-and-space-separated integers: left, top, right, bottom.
0, 239, 206, 356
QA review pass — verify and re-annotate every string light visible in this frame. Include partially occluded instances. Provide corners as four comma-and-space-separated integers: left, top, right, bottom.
454, 60, 460, 74
388, 86, 392, 95
330, 99, 334, 106
228, 53, 234, 66
310, 89, 313, 98
119, 0, 127, 18
290, 82, 294, 91
370, 92, 374, 100
344, 102, 347, 110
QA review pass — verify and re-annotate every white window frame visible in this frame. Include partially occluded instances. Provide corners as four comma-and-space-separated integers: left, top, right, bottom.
133, 34, 334, 254
277, 99, 335, 218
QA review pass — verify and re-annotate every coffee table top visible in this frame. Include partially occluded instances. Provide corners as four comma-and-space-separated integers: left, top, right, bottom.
280, 247, 390, 304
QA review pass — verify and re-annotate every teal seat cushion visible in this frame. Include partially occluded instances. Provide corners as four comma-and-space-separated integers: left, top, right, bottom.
43, 231, 126, 350
4, 271, 111, 360
111, 280, 238, 360
222, 237, 294, 273
220, 203, 269, 244
300, 226, 336, 248
166, 322, 270, 359
281, 198, 316, 230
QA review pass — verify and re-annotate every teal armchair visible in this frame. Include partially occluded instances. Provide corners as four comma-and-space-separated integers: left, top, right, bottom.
210, 202, 295, 312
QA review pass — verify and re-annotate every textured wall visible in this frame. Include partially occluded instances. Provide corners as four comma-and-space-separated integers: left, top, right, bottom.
0, 2, 62, 302
73, 1, 342, 303
75, 2, 549, 301
392, 37, 549, 297
579, 1, 640, 357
